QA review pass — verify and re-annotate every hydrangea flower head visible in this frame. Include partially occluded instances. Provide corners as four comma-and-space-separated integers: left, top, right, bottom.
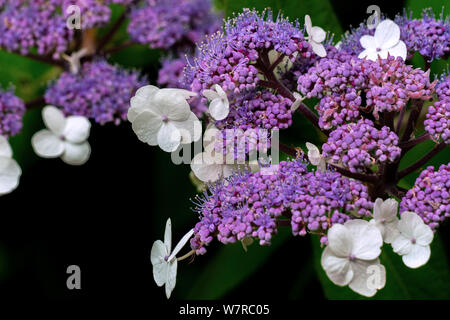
45, 60, 147, 125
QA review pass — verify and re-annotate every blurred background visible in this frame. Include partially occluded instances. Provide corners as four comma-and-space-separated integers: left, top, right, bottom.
0, 0, 449, 302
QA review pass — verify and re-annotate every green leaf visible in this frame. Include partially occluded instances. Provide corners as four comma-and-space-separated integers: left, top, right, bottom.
405, 0, 449, 17
313, 233, 450, 299
185, 227, 291, 299
0, 50, 60, 169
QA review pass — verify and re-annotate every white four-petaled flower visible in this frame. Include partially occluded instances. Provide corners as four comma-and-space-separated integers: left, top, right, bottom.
151, 218, 194, 299
321, 220, 386, 297
305, 15, 327, 58
391, 211, 433, 269
32, 106, 91, 165
0, 136, 22, 196
358, 19, 407, 61
128, 85, 201, 152
203, 84, 230, 121
369, 198, 400, 244
306, 142, 326, 172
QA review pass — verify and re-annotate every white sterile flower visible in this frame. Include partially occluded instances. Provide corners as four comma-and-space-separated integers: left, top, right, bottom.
32, 106, 91, 166
62, 48, 89, 74
190, 126, 238, 182
369, 198, 400, 244
358, 19, 407, 61
391, 211, 433, 269
202, 84, 229, 121
306, 142, 326, 172
290, 92, 304, 112
305, 15, 327, 57
0, 136, 22, 196
129, 85, 201, 152
151, 218, 194, 299
321, 220, 386, 297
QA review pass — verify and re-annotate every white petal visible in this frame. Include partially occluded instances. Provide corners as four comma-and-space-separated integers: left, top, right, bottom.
414, 224, 433, 246
391, 234, 412, 255
191, 152, 223, 182
63, 116, 91, 143
153, 260, 168, 287
222, 164, 237, 178
358, 49, 379, 61
31, 130, 64, 158
402, 244, 431, 269
42, 105, 66, 135
164, 218, 172, 254
213, 84, 227, 100
0, 136, 12, 158
327, 223, 353, 257
321, 246, 353, 286
383, 220, 400, 244
345, 220, 382, 260
153, 89, 191, 122
318, 158, 327, 172
349, 259, 386, 297
397, 211, 424, 239
374, 198, 398, 222
209, 98, 229, 121
128, 85, 159, 122
157, 122, 181, 152
168, 229, 194, 261
165, 259, 177, 299
306, 142, 322, 166
387, 40, 407, 61
311, 26, 326, 43
290, 92, 303, 112
359, 35, 376, 49
202, 89, 220, 101
172, 112, 202, 144
151, 240, 168, 286
61, 142, 90, 165
374, 19, 400, 50
310, 41, 327, 57
131, 111, 163, 146
0, 157, 21, 195
304, 15, 312, 36
165, 88, 197, 100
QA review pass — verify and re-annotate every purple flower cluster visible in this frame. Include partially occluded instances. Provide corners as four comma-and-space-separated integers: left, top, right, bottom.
289, 169, 372, 244
401, 164, 450, 230
297, 55, 435, 129
322, 119, 401, 173
0, 0, 136, 59
190, 159, 373, 254
0, 88, 25, 137
0, 0, 73, 59
128, 0, 221, 51
337, 9, 450, 61
213, 127, 271, 163
425, 75, 450, 144
45, 60, 146, 125
425, 100, 450, 144
395, 9, 450, 62
215, 90, 293, 131
186, 9, 313, 94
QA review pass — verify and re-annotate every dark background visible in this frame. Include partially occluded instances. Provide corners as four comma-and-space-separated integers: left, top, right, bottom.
0, 0, 448, 305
